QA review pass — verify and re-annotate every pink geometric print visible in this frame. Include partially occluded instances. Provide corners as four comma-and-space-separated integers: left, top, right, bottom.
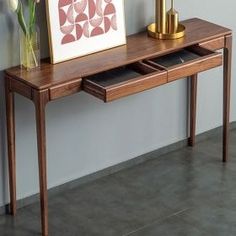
58, 0, 118, 45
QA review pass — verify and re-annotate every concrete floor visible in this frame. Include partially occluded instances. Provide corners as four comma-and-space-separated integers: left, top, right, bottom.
0, 130, 236, 236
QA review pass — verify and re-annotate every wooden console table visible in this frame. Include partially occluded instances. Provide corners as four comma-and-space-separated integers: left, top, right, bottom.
4, 18, 232, 236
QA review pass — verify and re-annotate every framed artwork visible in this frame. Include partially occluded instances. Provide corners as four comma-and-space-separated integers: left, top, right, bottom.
46, 0, 126, 64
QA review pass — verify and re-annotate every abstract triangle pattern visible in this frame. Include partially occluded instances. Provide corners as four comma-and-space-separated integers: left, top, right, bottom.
58, 0, 118, 45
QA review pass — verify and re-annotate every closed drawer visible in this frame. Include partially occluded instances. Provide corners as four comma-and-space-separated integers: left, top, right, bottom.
199, 37, 224, 51
49, 78, 82, 100
83, 62, 167, 102
144, 45, 222, 82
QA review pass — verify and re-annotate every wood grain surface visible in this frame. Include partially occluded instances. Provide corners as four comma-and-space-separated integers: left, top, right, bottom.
5, 18, 231, 90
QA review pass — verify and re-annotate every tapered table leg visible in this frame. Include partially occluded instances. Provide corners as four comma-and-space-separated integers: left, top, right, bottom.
223, 34, 232, 162
34, 90, 49, 236
188, 74, 198, 147
5, 77, 17, 215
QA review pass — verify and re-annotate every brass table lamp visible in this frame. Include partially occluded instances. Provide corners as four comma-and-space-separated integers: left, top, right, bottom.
148, 0, 185, 40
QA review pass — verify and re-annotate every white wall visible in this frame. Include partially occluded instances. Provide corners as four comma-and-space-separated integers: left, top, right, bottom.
0, 0, 235, 207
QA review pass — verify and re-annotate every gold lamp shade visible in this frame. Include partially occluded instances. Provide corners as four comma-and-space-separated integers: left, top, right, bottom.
148, 0, 185, 40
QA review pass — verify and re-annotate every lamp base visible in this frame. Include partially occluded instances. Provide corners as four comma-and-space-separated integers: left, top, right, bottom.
147, 23, 185, 40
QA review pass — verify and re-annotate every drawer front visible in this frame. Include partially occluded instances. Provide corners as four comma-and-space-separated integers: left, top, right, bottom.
83, 62, 167, 102
105, 71, 167, 102
49, 79, 82, 100
144, 45, 223, 82
199, 37, 225, 51
168, 53, 222, 82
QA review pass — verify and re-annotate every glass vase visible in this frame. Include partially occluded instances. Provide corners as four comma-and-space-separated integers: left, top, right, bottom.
20, 25, 40, 71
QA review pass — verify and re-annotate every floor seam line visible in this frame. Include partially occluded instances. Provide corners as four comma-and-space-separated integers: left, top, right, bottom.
122, 207, 190, 236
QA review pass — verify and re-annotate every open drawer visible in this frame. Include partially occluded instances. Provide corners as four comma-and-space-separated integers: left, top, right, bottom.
144, 45, 222, 82
83, 62, 167, 102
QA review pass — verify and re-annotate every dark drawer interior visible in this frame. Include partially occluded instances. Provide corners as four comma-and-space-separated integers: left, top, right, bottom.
151, 49, 200, 67
85, 62, 158, 87
85, 67, 143, 87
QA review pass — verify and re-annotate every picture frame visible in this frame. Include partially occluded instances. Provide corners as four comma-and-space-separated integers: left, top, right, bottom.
45, 0, 127, 64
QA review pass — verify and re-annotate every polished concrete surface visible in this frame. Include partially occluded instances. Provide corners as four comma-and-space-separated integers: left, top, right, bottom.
0, 130, 236, 236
